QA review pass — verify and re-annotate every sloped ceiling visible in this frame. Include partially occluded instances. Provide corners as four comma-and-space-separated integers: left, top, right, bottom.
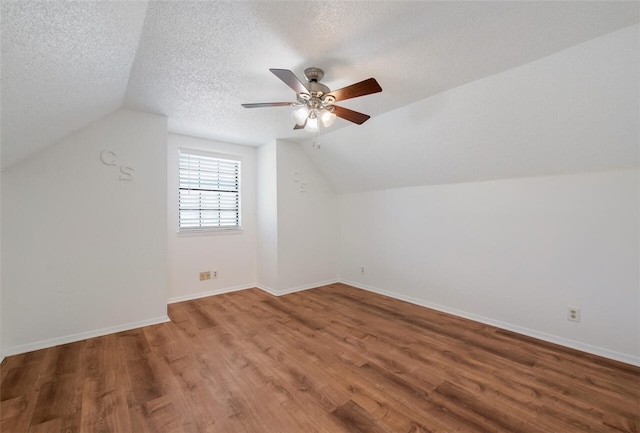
1, 1, 149, 169
301, 24, 639, 193
2, 1, 638, 177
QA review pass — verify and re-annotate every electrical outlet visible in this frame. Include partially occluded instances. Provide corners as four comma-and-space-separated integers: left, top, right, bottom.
568, 306, 581, 322
212, 270, 218, 279
360, 266, 365, 274
199, 271, 211, 281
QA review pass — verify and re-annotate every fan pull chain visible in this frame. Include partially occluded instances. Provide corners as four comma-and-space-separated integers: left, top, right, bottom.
312, 130, 320, 149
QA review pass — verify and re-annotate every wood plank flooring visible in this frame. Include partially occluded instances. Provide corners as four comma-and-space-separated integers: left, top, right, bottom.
2, 283, 639, 432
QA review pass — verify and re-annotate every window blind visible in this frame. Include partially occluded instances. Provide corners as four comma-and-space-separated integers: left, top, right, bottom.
179, 150, 241, 231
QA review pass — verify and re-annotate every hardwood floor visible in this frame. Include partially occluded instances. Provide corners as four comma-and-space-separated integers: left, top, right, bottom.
2, 283, 639, 433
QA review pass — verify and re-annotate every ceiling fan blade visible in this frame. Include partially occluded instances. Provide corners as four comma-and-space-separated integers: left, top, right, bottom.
333, 105, 371, 125
241, 102, 294, 108
327, 78, 382, 102
270, 69, 309, 95
294, 122, 305, 130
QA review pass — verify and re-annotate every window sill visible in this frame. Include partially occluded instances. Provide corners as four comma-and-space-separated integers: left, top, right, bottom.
177, 228, 243, 237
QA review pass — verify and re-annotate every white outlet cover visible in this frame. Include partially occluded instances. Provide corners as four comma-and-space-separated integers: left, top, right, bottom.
568, 306, 581, 322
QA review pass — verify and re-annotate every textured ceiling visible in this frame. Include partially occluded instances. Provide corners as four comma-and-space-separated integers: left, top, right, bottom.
2, 1, 639, 173
1, 1, 149, 168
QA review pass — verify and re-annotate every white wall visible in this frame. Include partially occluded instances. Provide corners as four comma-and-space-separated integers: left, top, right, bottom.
339, 168, 639, 364
167, 134, 257, 302
0, 120, 3, 361
256, 140, 278, 291
256, 140, 338, 294
1, 109, 169, 355
275, 140, 338, 292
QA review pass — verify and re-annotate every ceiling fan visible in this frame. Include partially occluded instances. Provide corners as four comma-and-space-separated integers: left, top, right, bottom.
241, 67, 382, 132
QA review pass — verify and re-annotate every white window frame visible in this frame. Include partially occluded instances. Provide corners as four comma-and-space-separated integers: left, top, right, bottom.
178, 148, 241, 233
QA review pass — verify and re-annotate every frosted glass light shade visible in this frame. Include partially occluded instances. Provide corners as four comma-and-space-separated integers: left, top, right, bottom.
320, 110, 337, 127
292, 106, 309, 125
304, 117, 319, 132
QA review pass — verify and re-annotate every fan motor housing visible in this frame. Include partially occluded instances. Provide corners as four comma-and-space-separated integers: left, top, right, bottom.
306, 81, 330, 96
304, 67, 325, 82
303, 67, 330, 96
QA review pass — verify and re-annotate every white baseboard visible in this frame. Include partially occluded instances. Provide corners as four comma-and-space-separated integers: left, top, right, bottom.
255, 284, 277, 296
2, 315, 171, 358
168, 283, 258, 304
2, 280, 338, 360
340, 279, 640, 367
257, 279, 339, 297
7, 279, 634, 367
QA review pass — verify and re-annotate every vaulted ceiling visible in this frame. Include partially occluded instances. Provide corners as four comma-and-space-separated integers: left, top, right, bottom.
2, 1, 638, 179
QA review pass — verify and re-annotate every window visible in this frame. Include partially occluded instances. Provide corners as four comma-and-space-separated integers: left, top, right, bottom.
179, 149, 241, 232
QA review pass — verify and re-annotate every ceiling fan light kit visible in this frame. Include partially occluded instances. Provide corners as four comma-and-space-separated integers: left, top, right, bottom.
242, 67, 382, 146
293, 107, 336, 131
292, 105, 309, 125
320, 109, 337, 127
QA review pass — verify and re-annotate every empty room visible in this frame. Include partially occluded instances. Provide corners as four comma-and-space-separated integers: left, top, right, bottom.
1, 1, 638, 432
